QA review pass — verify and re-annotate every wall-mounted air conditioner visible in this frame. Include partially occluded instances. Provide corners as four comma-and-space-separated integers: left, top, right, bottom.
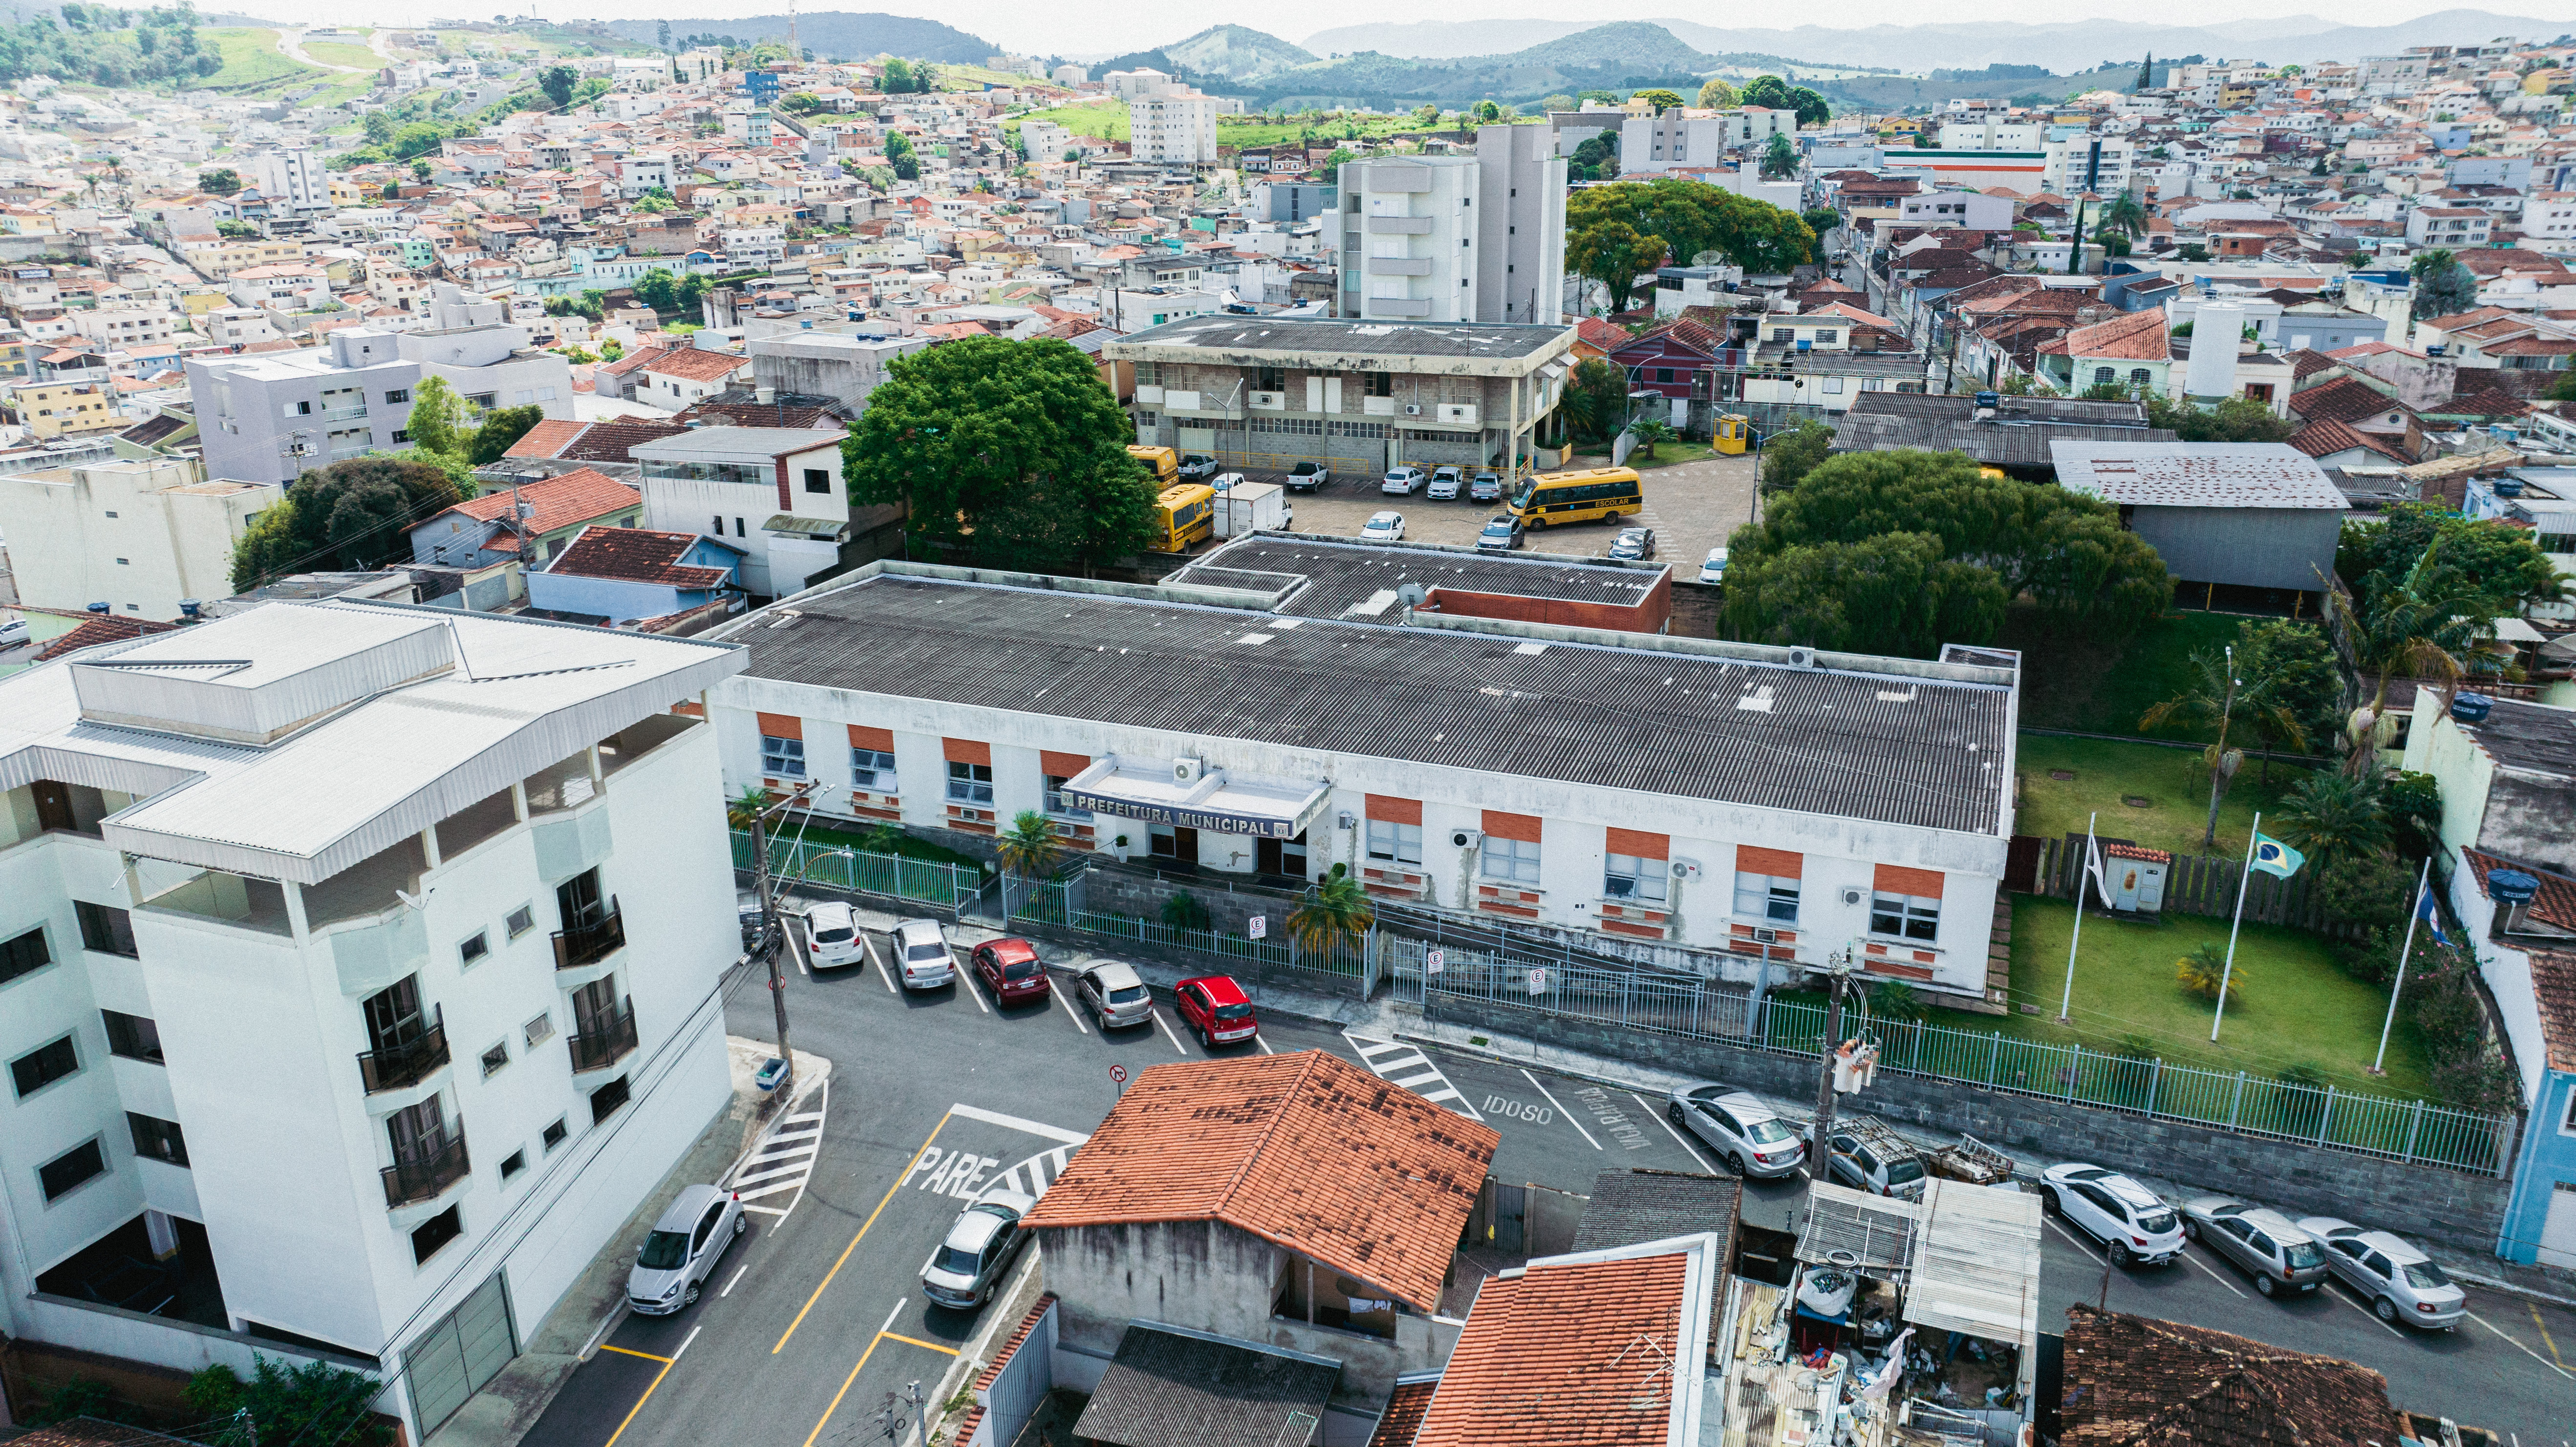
1172, 755, 1204, 785
1451, 829, 1481, 849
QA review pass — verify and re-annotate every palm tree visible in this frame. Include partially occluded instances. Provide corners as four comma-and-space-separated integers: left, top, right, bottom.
2329, 541, 2490, 769
1288, 863, 1375, 961
2097, 191, 2147, 239
2273, 771, 2393, 874
724, 787, 768, 831
2139, 645, 2246, 851
996, 809, 1063, 877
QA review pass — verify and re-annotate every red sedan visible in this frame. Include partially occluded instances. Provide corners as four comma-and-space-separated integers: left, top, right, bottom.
1174, 975, 1258, 1047
971, 938, 1050, 1003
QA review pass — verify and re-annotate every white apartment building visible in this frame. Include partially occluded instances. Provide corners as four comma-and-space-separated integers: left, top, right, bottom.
1938, 120, 2044, 151
1105, 67, 1173, 100
246, 146, 329, 212
0, 602, 746, 1442
70, 307, 182, 349
2524, 193, 2576, 247
631, 426, 853, 598
2410, 205, 2495, 248
1339, 127, 1568, 326
1619, 113, 1729, 174
0, 459, 276, 620
1129, 91, 1219, 166
618, 154, 674, 198
2042, 136, 2138, 196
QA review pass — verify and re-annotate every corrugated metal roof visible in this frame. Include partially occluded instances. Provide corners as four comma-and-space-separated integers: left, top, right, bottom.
1904, 1178, 2042, 1349
2052, 441, 2350, 510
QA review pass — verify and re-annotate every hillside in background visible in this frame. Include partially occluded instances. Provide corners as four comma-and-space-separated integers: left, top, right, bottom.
600, 11, 993, 63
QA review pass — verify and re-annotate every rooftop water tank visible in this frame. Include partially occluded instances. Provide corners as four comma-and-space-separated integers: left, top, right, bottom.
2490, 870, 2540, 907
2452, 692, 2494, 723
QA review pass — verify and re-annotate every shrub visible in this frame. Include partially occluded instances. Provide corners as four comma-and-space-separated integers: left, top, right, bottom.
2114, 1032, 2159, 1060
27, 1377, 125, 1427
2175, 942, 2243, 1002
2273, 1061, 2330, 1135
1867, 980, 1923, 1021
1159, 892, 1212, 933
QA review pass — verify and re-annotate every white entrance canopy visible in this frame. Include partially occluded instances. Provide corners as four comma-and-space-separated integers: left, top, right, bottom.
1061, 753, 1331, 840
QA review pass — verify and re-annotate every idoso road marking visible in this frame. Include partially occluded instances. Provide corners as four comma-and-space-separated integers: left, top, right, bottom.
1518, 1069, 1599, 1150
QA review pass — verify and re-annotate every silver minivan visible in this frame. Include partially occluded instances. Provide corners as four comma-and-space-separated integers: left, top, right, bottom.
626, 1184, 745, 1315
893, 917, 955, 989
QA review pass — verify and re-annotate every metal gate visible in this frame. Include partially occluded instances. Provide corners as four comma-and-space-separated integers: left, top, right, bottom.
405, 1271, 516, 1435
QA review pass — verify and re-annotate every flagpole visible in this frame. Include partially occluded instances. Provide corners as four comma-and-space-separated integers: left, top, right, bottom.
2211, 810, 2258, 1043
2372, 855, 2433, 1075
2060, 810, 2095, 1022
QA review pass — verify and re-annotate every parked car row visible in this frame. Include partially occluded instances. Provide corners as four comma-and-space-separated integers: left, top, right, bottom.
1381, 465, 1508, 501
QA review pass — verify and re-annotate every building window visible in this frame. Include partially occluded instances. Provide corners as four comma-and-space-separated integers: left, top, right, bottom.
10, 1035, 80, 1098
1735, 872, 1800, 924
480, 1039, 509, 1077
1654, 367, 1674, 383
1482, 837, 1542, 886
2093, 366, 2115, 385
804, 468, 831, 493
102, 1010, 162, 1063
1, 926, 49, 986
2130, 368, 2151, 387
762, 735, 806, 777
852, 746, 897, 791
38, 1138, 106, 1202
500, 1149, 527, 1182
410, 1204, 463, 1264
542, 1116, 569, 1151
75, 901, 136, 958
459, 931, 490, 968
590, 1074, 631, 1124
525, 1011, 556, 1048
946, 760, 994, 805
1364, 371, 1393, 398
1367, 818, 1422, 866
1605, 853, 1669, 903
1044, 775, 1090, 818
385, 388, 408, 403
128, 1112, 188, 1168
735, 517, 747, 537
1870, 892, 1941, 941
506, 906, 535, 938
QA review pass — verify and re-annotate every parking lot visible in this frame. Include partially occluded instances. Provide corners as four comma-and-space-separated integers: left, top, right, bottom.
1237, 451, 1761, 572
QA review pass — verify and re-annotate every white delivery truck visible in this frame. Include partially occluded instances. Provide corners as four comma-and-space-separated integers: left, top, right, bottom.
1211, 478, 1289, 537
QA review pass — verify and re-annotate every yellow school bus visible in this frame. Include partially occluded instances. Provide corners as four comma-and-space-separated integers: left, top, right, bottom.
1149, 483, 1216, 553
1127, 444, 1180, 486
1506, 466, 1644, 528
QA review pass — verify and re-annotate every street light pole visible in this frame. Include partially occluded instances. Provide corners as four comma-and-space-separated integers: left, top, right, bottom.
745, 780, 816, 1095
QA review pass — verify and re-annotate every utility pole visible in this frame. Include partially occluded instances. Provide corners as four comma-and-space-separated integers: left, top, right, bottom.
1807, 943, 1860, 1176
744, 780, 816, 1096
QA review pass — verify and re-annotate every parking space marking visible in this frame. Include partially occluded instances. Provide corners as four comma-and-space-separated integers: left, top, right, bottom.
2468, 1308, 2576, 1381
597, 1344, 670, 1363
1636, 1091, 1717, 1172
773, 1113, 950, 1355
786, 915, 811, 978
803, 1302, 905, 1447
600, 1325, 697, 1447
1519, 1069, 1600, 1150
882, 1332, 960, 1355
2179, 1244, 2250, 1299
1052, 978, 1091, 1034
2046, 1216, 2105, 1265
1341, 1034, 1483, 1120
949, 1102, 1091, 1145
2533, 1301, 2567, 1368
1153, 1007, 1190, 1056
1256, 1035, 1276, 1054
872, 935, 898, 994
2321, 1278, 2408, 1338
719, 1263, 749, 1298
962, 962, 990, 1013
725, 1085, 828, 1220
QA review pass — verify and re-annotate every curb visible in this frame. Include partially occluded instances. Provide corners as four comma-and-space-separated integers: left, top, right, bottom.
2452, 1270, 2576, 1312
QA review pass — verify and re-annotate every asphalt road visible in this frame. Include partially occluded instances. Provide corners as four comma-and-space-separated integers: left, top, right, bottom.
518, 922, 2575, 1447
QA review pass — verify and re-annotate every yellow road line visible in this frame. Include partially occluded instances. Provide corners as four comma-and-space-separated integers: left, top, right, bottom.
2533, 1301, 2567, 1368
596, 1344, 671, 1363
773, 1111, 950, 1354
880, 1331, 961, 1355
601, 1356, 676, 1447
802, 1310, 902, 1447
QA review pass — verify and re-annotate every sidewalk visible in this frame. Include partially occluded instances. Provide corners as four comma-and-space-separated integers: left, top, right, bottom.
426, 1036, 833, 1447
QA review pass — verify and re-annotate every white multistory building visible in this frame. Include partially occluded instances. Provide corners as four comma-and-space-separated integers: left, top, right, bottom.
1338, 127, 1567, 326
0, 603, 746, 1442
2042, 136, 2138, 197
246, 146, 329, 212
1129, 91, 1219, 166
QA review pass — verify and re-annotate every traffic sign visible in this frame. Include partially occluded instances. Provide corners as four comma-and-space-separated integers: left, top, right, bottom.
1526, 967, 1550, 995
1109, 1064, 1129, 1085
1426, 949, 1445, 975
1248, 915, 1266, 939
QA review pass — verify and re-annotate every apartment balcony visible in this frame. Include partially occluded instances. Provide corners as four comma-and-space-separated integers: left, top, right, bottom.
381, 1127, 469, 1209
319, 404, 368, 423
553, 901, 625, 970
567, 997, 639, 1074
357, 1008, 450, 1094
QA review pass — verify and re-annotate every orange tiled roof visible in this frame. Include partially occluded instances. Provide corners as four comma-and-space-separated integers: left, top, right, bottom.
642, 347, 751, 383
1368, 1381, 1438, 1447
1020, 1050, 1497, 1311
34, 614, 182, 660
434, 466, 640, 547
2058, 307, 2168, 361
1412, 1252, 1691, 1447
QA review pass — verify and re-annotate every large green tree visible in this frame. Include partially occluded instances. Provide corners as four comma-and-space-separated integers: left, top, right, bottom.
402, 375, 464, 457
228, 457, 461, 592
1758, 419, 1834, 493
844, 336, 1156, 573
1559, 356, 1629, 442
2142, 394, 2296, 443
465, 405, 546, 466
1696, 78, 1739, 109
1566, 219, 1664, 313
2410, 248, 2477, 320
1723, 531, 2009, 658
2338, 501, 2562, 621
1567, 177, 1817, 309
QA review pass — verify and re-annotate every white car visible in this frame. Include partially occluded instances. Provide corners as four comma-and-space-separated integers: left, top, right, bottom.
2041, 1162, 2185, 1268
1698, 548, 1729, 585
2295, 1216, 2467, 1328
1380, 466, 1426, 495
1360, 511, 1405, 542
1665, 1084, 1806, 1177
804, 901, 866, 969
892, 917, 955, 990
626, 1184, 745, 1315
922, 1188, 1037, 1309
1426, 465, 1464, 500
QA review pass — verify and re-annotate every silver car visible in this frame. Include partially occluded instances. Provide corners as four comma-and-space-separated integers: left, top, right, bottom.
1666, 1084, 1807, 1177
922, 1188, 1037, 1310
2179, 1197, 2329, 1297
1076, 961, 1155, 1029
2296, 1216, 2467, 1328
626, 1183, 745, 1315
893, 917, 955, 990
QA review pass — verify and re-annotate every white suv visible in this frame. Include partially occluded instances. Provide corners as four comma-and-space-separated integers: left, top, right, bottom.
2042, 1162, 2185, 1267
804, 901, 865, 969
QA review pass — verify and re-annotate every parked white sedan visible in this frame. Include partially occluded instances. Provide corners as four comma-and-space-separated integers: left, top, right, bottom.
1360, 511, 1406, 543
1665, 1084, 1806, 1177
2295, 1216, 2467, 1328
1380, 466, 1427, 495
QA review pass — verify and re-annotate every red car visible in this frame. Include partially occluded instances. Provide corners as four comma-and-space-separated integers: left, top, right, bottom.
971, 938, 1050, 1003
1174, 975, 1258, 1047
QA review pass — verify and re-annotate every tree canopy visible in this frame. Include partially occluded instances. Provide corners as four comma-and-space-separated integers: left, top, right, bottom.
228, 457, 461, 593
1723, 449, 2169, 655
1696, 78, 1740, 109
465, 405, 546, 467
2338, 501, 2562, 619
1739, 74, 1829, 127
1631, 88, 1685, 114
2141, 394, 2296, 443
844, 336, 1158, 573
2409, 248, 2477, 321
1567, 178, 1817, 310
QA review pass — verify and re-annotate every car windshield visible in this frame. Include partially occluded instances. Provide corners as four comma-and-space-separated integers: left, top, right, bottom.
638, 1229, 690, 1271
2285, 1241, 2325, 1269
2403, 1260, 2451, 1288
1509, 478, 1536, 508
1743, 1117, 1796, 1146
1213, 1002, 1253, 1021
1885, 1157, 1925, 1185
1003, 960, 1039, 981
1107, 984, 1148, 1003
2136, 1209, 2177, 1234
934, 1244, 983, 1276
813, 926, 854, 944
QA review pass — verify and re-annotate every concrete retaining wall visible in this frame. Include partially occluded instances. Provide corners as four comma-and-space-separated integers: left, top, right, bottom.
1428, 994, 2513, 1254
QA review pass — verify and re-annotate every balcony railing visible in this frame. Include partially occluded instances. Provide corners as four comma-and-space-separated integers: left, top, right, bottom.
356, 1009, 449, 1094
552, 900, 625, 970
318, 404, 369, 422
567, 997, 640, 1074
381, 1127, 469, 1209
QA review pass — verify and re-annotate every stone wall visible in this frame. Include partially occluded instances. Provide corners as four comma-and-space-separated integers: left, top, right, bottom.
1427, 994, 2513, 1254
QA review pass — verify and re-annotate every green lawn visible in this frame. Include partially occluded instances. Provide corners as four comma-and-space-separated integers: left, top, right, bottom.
301, 41, 383, 69
2003, 605, 2247, 740
772, 818, 990, 874
201, 28, 329, 92
2015, 734, 2315, 861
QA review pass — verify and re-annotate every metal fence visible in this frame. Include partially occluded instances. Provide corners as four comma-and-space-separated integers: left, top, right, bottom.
1388, 938, 2511, 1176
730, 831, 986, 911
1012, 876, 1375, 986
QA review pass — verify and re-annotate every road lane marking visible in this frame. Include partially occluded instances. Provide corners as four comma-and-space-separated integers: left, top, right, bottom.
597, 1344, 670, 1363
1256, 1035, 1275, 1054
773, 1113, 950, 1355
804, 1303, 905, 1447
2321, 1279, 2407, 1338
873, 936, 898, 994
2466, 1308, 2576, 1380
600, 1336, 686, 1447
1636, 1091, 1717, 1172
1154, 1007, 1190, 1055
2046, 1216, 2105, 1265
726, 1082, 828, 1220
2179, 1243, 2249, 1298
1341, 1034, 1483, 1120
1052, 979, 1091, 1034
962, 964, 990, 1013
949, 1102, 1090, 1145
789, 916, 811, 979
881, 1331, 960, 1355
720, 1263, 749, 1298
991, 1142, 1081, 1199
1519, 1069, 1600, 1150
670, 1325, 702, 1362
2534, 1301, 2567, 1368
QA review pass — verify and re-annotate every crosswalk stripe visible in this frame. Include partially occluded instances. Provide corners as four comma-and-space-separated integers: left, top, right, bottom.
731, 1162, 813, 1190
1388, 1067, 1445, 1089
748, 1140, 820, 1163
1341, 1032, 1485, 1122
742, 1204, 788, 1216
781, 1110, 824, 1124
723, 1081, 829, 1221
731, 1177, 806, 1202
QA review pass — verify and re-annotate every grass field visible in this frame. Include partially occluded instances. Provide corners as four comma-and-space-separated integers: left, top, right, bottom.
2015, 734, 2315, 861
301, 41, 383, 70
201, 28, 327, 92
1010, 100, 1530, 151
773, 819, 990, 874
1573, 437, 1718, 471
2004, 605, 2247, 740
1778, 897, 2434, 1101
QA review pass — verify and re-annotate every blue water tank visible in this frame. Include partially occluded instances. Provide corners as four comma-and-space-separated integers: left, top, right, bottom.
85, 601, 109, 614
2452, 692, 2494, 723
2493, 477, 2525, 498
2490, 870, 2540, 907
1974, 390, 1999, 410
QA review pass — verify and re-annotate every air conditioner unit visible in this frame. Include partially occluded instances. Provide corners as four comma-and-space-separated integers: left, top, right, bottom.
1787, 645, 1818, 669
1670, 857, 1703, 881
1451, 828, 1481, 849
1753, 927, 1779, 943
1172, 755, 1205, 785
1336, 811, 1357, 830
1840, 886, 1866, 907
1403, 404, 1423, 416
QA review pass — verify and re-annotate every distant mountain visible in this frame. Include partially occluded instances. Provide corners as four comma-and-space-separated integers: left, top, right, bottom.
599, 12, 994, 64
1160, 26, 1317, 83
1309, 9, 2573, 75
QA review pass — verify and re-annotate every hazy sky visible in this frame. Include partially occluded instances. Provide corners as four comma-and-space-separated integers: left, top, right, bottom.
245, 3, 2574, 58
